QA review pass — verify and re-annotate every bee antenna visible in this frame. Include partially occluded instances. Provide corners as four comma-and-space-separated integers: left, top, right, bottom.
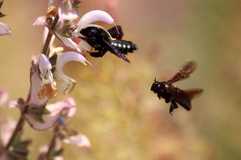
154, 77, 157, 82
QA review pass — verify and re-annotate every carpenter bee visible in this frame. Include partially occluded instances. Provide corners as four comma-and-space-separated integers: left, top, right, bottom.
79, 25, 137, 63
151, 61, 203, 114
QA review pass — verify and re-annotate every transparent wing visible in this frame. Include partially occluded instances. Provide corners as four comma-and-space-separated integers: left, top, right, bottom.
0, 0, 5, 17
184, 88, 203, 100
0, 0, 4, 9
167, 61, 197, 84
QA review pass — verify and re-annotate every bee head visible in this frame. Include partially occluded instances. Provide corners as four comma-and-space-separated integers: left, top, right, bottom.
151, 79, 167, 94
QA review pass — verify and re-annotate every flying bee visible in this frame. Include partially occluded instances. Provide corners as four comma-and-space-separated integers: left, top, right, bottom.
150, 61, 203, 114
78, 25, 137, 63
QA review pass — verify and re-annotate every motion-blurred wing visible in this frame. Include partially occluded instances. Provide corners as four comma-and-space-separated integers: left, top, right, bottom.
167, 61, 197, 84
0, 0, 5, 17
184, 88, 203, 100
0, 0, 3, 9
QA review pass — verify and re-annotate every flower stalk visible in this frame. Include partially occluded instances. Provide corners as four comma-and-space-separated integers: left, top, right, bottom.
1, 0, 137, 159
42, 11, 60, 56
4, 9, 60, 153
5, 108, 26, 150
45, 125, 61, 159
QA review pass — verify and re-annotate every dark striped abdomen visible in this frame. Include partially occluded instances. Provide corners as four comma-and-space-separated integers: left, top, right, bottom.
111, 40, 137, 54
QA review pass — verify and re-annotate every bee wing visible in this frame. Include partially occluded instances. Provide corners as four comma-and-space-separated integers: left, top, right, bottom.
184, 88, 203, 100
103, 39, 130, 63
108, 25, 124, 40
169, 102, 178, 114
167, 61, 197, 84
0, 0, 5, 17
0, 0, 3, 9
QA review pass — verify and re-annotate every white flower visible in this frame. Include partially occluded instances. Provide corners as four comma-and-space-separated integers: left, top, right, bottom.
58, 8, 79, 24
56, 33, 81, 52
63, 134, 91, 148
33, 16, 47, 26
0, 22, 11, 36
77, 10, 114, 30
28, 54, 56, 107
26, 97, 76, 130
33, 9, 115, 53
57, 9, 115, 52
55, 51, 90, 94
0, 90, 8, 106
27, 51, 89, 108
0, 120, 17, 145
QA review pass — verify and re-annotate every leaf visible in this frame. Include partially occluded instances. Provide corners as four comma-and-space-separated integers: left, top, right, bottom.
8, 135, 31, 160
52, 148, 64, 157
27, 106, 50, 123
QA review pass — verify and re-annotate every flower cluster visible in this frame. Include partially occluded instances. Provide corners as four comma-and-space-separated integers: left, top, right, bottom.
0, 0, 137, 159
0, 1, 11, 36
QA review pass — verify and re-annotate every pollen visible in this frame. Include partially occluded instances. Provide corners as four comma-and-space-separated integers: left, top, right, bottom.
38, 83, 57, 99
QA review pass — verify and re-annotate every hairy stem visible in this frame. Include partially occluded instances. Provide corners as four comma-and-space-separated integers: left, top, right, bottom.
42, 14, 59, 57
45, 125, 61, 159
5, 105, 29, 150
4, 12, 60, 153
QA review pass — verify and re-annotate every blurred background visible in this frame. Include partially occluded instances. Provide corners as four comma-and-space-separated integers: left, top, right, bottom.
0, 0, 241, 159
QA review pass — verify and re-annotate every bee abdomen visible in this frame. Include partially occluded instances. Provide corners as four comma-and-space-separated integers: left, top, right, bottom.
111, 40, 137, 54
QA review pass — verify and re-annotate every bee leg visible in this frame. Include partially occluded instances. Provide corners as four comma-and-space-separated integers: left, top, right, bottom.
169, 102, 178, 115
90, 49, 107, 58
165, 98, 170, 103
157, 93, 162, 99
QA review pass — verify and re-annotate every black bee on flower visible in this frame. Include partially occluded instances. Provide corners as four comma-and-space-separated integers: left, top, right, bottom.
78, 25, 137, 63
151, 61, 203, 114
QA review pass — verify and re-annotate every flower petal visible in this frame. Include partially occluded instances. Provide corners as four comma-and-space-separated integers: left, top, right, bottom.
28, 58, 49, 106
63, 134, 91, 148
59, 9, 78, 22
38, 54, 52, 73
57, 34, 81, 52
78, 40, 92, 52
0, 90, 8, 106
0, 120, 17, 145
38, 54, 57, 98
33, 16, 47, 26
55, 51, 90, 94
46, 97, 76, 118
7, 100, 18, 108
54, 156, 64, 160
77, 10, 114, 30
26, 98, 76, 130
0, 22, 11, 36
28, 55, 56, 107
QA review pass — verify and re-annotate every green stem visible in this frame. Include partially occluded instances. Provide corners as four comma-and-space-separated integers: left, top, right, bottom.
5, 105, 29, 150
